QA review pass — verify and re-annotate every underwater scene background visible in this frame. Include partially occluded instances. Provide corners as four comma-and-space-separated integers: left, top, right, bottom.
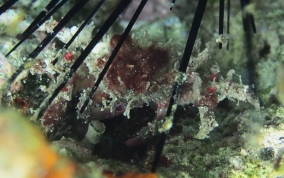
0, 0, 284, 177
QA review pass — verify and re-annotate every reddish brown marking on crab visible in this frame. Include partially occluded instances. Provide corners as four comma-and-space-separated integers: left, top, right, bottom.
183, 135, 194, 142
169, 140, 179, 146
207, 87, 217, 93
61, 87, 69, 92
208, 73, 219, 82
42, 98, 66, 127
105, 34, 171, 95
12, 97, 29, 113
64, 52, 74, 61
274, 155, 282, 170
92, 90, 110, 104
196, 93, 218, 110
96, 57, 106, 68
159, 155, 173, 168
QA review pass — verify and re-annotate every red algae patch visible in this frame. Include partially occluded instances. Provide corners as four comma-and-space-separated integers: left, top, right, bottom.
105, 34, 172, 95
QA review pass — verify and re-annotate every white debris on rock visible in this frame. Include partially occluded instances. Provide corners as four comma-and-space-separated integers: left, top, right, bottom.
195, 106, 218, 139
216, 70, 260, 110
0, 52, 14, 88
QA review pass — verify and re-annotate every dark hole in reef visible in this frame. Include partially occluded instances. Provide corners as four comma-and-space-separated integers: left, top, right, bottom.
216, 98, 230, 109
52, 37, 66, 50
269, 92, 281, 105
45, 91, 89, 141
64, 92, 89, 140
93, 104, 155, 163
13, 98, 27, 108
259, 147, 274, 161
2, 73, 50, 113
171, 104, 200, 135
212, 98, 240, 138
259, 42, 270, 58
